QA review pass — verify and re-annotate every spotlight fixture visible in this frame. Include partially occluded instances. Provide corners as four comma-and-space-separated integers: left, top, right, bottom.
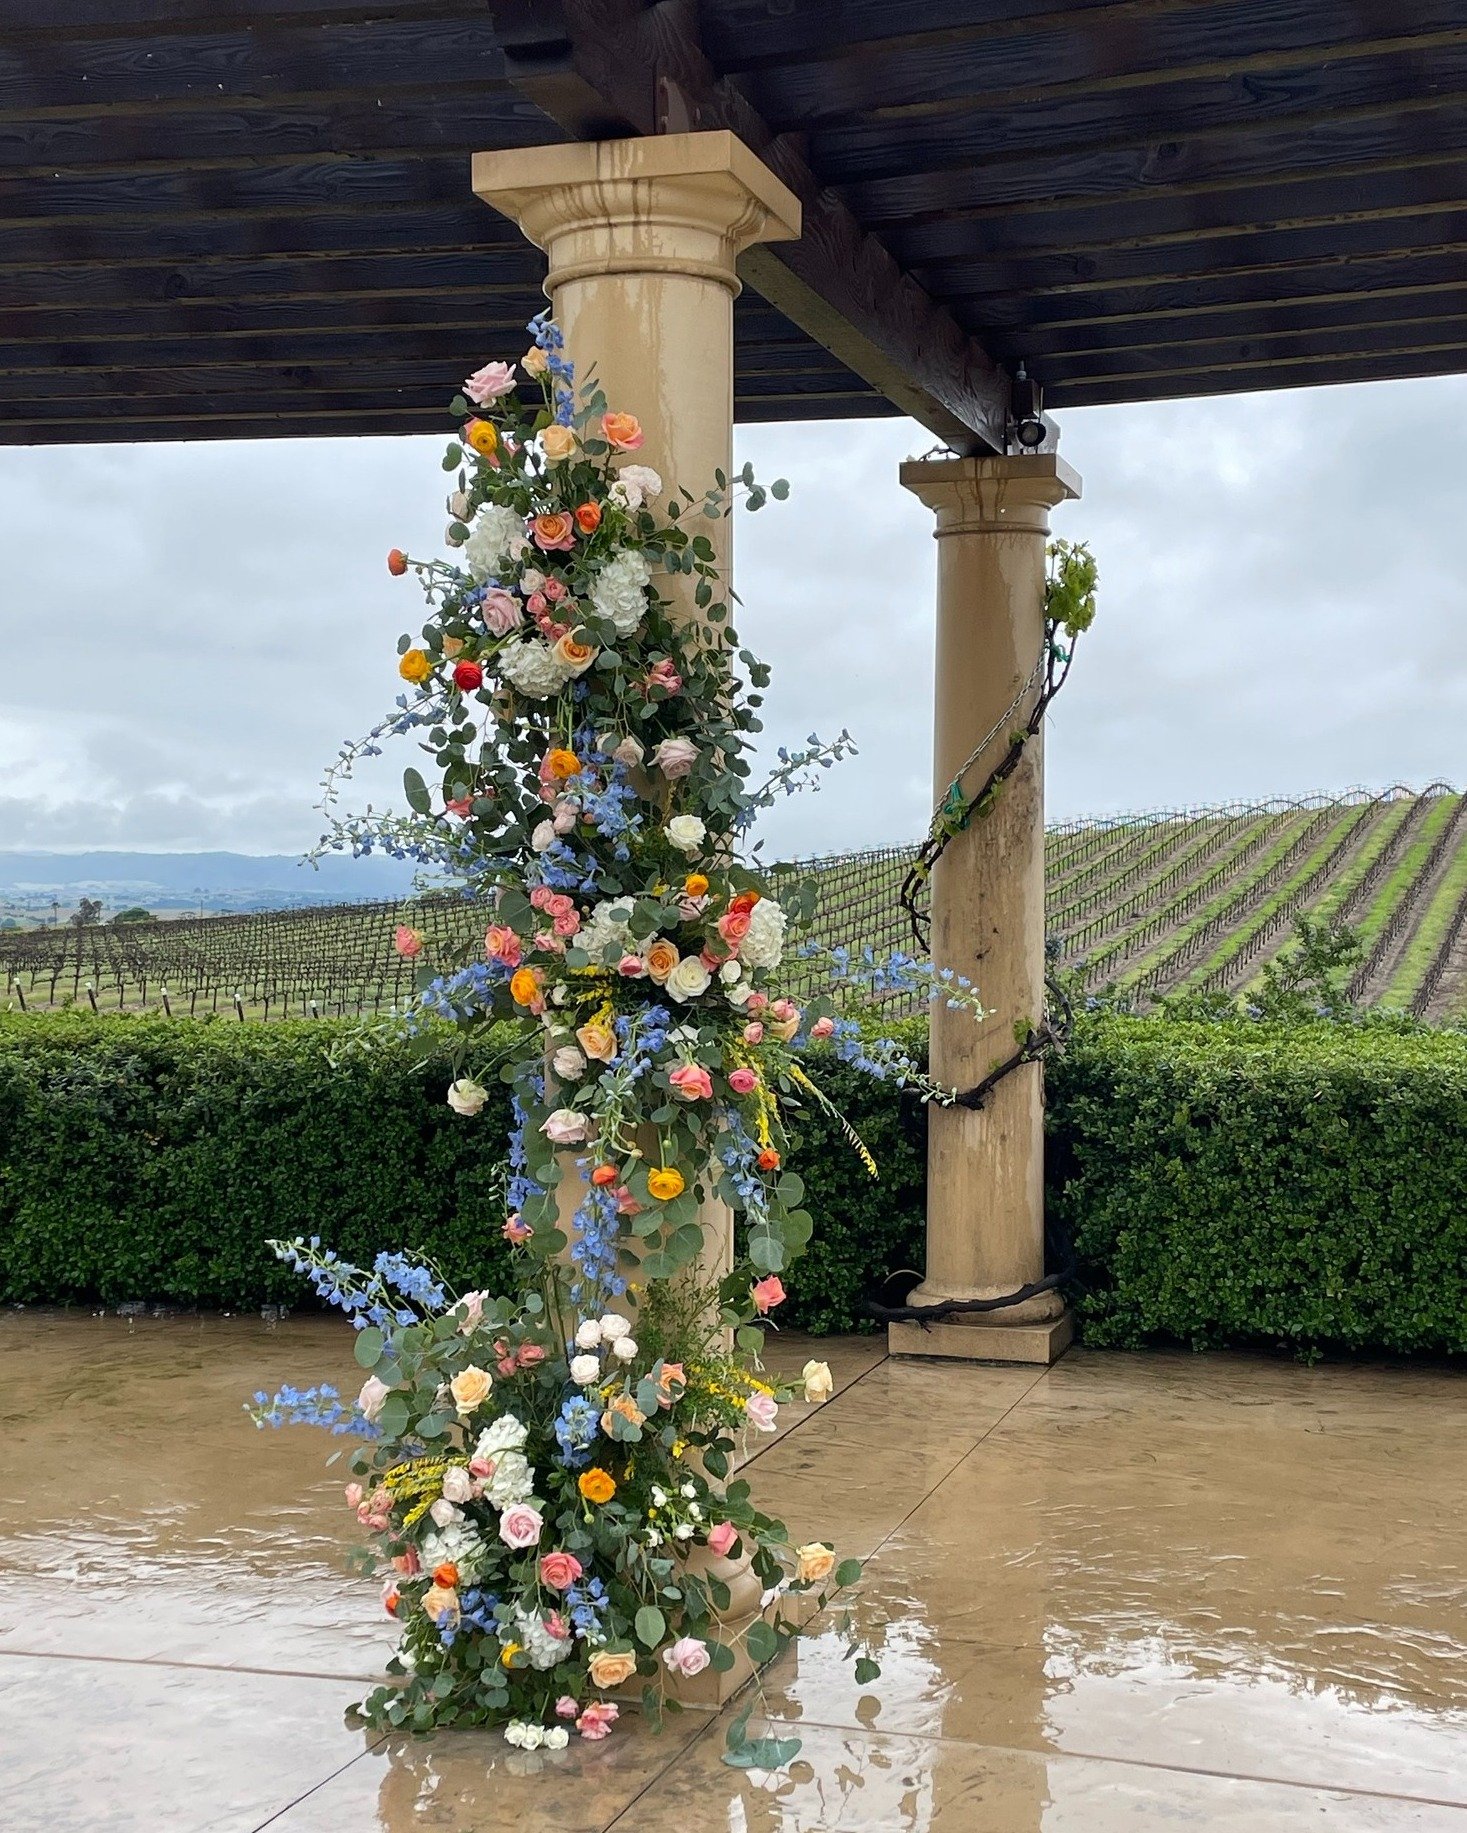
1008, 363, 1046, 450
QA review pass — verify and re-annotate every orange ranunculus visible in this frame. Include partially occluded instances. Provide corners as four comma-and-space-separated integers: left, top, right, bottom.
530, 511, 576, 551
684, 873, 709, 897
573, 501, 602, 535
386, 548, 408, 576
509, 966, 543, 1007
756, 1148, 781, 1172
601, 412, 643, 451
545, 747, 581, 781
729, 890, 760, 915
578, 1467, 617, 1504
398, 649, 432, 684
431, 1562, 460, 1590
647, 1165, 685, 1202
643, 938, 679, 983
463, 418, 498, 457
590, 1163, 619, 1187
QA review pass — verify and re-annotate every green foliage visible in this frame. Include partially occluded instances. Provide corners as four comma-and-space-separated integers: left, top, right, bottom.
110, 906, 157, 926
4, 1011, 1465, 1360
1050, 1014, 1467, 1355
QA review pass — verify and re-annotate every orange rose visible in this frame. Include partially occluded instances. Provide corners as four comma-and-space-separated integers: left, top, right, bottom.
431, 1562, 460, 1589
587, 1647, 638, 1688
590, 1163, 619, 1187
574, 502, 602, 534
602, 412, 644, 451
509, 966, 543, 1007
553, 633, 598, 674
756, 1148, 781, 1172
601, 1392, 646, 1436
644, 939, 679, 983
729, 890, 760, 915
579, 1467, 617, 1504
463, 419, 498, 457
386, 548, 408, 577
530, 511, 576, 551
540, 423, 576, 461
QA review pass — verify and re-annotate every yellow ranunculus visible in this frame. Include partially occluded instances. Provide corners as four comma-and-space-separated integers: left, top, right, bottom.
500, 1641, 522, 1668
647, 1165, 685, 1202
398, 648, 432, 684
684, 873, 709, 897
578, 1467, 617, 1504
463, 418, 498, 457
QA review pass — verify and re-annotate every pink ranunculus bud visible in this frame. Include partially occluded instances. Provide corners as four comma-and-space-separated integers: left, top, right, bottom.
555, 1695, 579, 1720
618, 953, 647, 977
706, 1521, 738, 1558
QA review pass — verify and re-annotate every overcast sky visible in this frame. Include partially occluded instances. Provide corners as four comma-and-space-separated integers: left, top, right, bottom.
1, 372, 1463, 861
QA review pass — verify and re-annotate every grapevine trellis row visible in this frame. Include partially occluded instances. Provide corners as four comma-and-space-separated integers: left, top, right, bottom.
3, 786, 1463, 1023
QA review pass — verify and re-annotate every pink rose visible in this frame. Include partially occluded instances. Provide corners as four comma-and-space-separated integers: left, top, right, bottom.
718, 909, 751, 946
770, 999, 797, 1021
727, 1067, 758, 1096
442, 1466, 473, 1504
810, 1015, 836, 1039
502, 1213, 533, 1245
555, 1695, 579, 1720
529, 885, 554, 910
618, 953, 647, 977
392, 1547, 420, 1576
668, 1062, 714, 1102
344, 1483, 364, 1509
542, 576, 567, 602
745, 992, 769, 1013
517, 1343, 546, 1370
706, 1521, 738, 1558
542, 1107, 590, 1145
480, 588, 522, 636
469, 1456, 495, 1480
742, 1021, 764, 1045
552, 802, 578, 835
577, 1700, 619, 1739
534, 930, 565, 955
463, 360, 516, 403
745, 1392, 779, 1433
650, 736, 699, 779
646, 658, 682, 696
553, 909, 581, 938
540, 1550, 583, 1590
614, 1185, 641, 1217
545, 1609, 569, 1641
499, 1503, 543, 1549
484, 924, 522, 966
393, 925, 423, 958
751, 1275, 786, 1314
661, 1635, 711, 1679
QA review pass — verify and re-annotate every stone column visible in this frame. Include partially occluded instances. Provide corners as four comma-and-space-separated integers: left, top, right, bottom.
888, 455, 1081, 1366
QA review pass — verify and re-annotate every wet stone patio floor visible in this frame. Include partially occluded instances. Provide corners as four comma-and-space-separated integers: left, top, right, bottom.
2, 1312, 1465, 1832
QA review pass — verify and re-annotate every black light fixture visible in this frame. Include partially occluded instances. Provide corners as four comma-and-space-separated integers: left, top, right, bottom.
1008, 362, 1046, 450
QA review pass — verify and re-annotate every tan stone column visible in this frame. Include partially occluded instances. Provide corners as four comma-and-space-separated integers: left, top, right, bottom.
888, 455, 1081, 1367
473, 133, 799, 1299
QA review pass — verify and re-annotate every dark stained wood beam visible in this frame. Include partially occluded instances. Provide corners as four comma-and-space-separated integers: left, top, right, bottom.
1047, 341, 1467, 407
0, 1, 475, 33
491, 0, 1014, 452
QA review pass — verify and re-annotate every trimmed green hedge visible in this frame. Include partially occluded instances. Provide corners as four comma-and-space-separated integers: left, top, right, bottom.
2, 1011, 1464, 1354
1050, 1016, 1467, 1355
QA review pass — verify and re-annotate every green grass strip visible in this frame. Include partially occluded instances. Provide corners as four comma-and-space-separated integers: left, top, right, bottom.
1383, 830, 1467, 1007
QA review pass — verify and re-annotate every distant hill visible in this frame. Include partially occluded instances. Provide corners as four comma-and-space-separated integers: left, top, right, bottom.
0, 850, 419, 918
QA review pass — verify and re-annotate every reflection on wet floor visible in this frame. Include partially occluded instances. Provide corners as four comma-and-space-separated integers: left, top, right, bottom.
2, 1310, 1465, 1831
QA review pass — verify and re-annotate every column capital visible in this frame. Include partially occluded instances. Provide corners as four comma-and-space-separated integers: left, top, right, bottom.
900, 452, 1083, 536
473, 130, 801, 294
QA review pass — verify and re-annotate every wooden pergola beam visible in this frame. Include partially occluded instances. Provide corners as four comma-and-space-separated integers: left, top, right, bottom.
491, 0, 1013, 453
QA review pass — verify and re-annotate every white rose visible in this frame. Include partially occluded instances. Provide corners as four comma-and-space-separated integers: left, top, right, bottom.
665, 814, 706, 855
574, 1319, 603, 1349
520, 1723, 545, 1751
446, 1077, 488, 1116
570, 1354, 601, 1386
531, 820, 556, 853
503, 1722, 527, 1749
611, 1336, 638, 1361
725, 981, 754, 1008
429, 1498, 461, 1528
666, 955, 712, 1003
442, 1466, 474, 1503
739, 898, 787, 970
719, 959, 742, 983
598, 1313, 631, 1341
551, 1045, 586, 1081
608, 464, 663, 511
802, 1358, 835, 1404
544, 1725, 570, 1750
357, 1375, 390, 1423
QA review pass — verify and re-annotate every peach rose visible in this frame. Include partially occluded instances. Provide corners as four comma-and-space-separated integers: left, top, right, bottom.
587, 1648, 638, 1689
449, 1366, 493, 1413
577, 1019, 616, 1062
644, 939, 680, 983
553, 633, 598, 674
540, 423, 576, 461
795, 1542, 837, 1586
602, 412, 643, 451
530, 511, 577, 551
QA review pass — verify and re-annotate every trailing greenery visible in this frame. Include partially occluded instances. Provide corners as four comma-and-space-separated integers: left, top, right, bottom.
1051, 1014, 1467, 1355
3, 1009, 1464, 1357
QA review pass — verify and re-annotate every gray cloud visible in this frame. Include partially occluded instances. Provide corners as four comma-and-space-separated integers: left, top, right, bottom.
1, 374, 1462, 862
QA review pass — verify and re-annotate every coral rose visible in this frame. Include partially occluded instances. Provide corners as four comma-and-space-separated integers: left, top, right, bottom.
431, 1561, 460, 1589
483, 924, 521, 967
576, 1700, 619, 1739
449, 1366, 493, 1413
795, 1543, 838, 1586
717, 909, 752, 946
530, 511, 576, 551
646, 1166, 685, 1202
810, 1015, 836, 1039
539, 1551, 584, 1591
574, 502, 602, 535
668, 1062, 713, 1101
393, 925, 423, 957
706, 1521, 738, 1558
756, 1148, 781, 1172
590, 1162, 619, 1187
578, 1467, 617, 1504
751, 1275, 786, 1314
601, 412, 643, 450
587, 1648, 637, 1689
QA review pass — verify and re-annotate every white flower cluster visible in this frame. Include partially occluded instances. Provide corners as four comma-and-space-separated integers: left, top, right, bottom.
498, 637, 575, 698
512, 1605, 576, 1671
503, 1720, 570, 1751
607, 464, 663, 512
475, 1413, 528, 1456
463, 504, 527, 581
570, 1313, 637, 1384
589, 548, 652, 635
576, 897, 635, 959
739, 898, 787, 970
418, 1520, 489, 1585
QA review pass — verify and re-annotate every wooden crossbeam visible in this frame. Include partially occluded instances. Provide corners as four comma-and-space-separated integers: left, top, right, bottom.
490, 0, 1013, 452
1048, 341, 1467, 406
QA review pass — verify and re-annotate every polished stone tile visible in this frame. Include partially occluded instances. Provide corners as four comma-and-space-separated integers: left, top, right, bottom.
609, 1719, 1467, 1831
0, 1651, 373, 1833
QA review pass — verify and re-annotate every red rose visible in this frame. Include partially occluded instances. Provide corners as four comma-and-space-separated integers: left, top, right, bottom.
453, 660, 484, 692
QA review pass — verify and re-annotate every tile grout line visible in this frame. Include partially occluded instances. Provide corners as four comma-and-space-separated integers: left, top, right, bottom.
599, 1704, 733, 1833
734, 1343, 893, 1476
246, 1735, 393, 1832
0, 1645, 382, 1685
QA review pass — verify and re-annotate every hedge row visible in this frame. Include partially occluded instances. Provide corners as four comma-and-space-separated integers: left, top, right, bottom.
2, 1012, 1464, 1354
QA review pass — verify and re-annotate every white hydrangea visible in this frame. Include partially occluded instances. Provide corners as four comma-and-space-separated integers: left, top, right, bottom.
589, 548, 652, 635
609, 465, 663, 512
576, 897, 635, 960
740, 898, 787, 971
482, 1449, 536, 1508
418, 1520, 489, 1585
513, 1606, 575, 1671
463, 504, 527, 581
475, 1413, 528, 1458
499, 637, 575, 698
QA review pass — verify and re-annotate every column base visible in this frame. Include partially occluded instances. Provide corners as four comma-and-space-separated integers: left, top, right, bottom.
888, 1307, 1073, 1366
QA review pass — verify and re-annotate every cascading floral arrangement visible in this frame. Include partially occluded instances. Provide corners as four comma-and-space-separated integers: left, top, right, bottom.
252, 313, 888, 1766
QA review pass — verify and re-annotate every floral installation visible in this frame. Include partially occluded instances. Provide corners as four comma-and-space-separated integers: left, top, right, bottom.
253, 316, 893, 1767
